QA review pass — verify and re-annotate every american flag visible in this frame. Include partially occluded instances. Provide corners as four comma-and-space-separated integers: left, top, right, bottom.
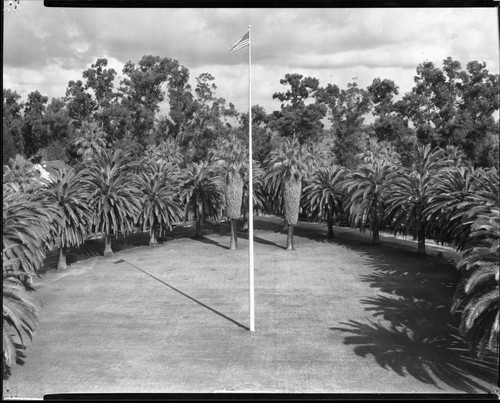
230, 32, 249, 52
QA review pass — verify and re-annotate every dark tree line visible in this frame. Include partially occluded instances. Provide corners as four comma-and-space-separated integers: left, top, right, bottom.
3, 56, 499, 170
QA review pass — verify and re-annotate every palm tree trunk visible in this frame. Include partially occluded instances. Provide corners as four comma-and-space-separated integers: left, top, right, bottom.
371, 198, 380, 245
371, 213, 380, 245
230, 219, 237, 250
226, 170, 243, 249
149, 227, 157, 246
286, 224, 295, 250
242, 210, 248, 231
326, 206, 334, 239
57, 247, 68, 270
195, 206, 203, 238
104, 234, 113, 256
282, 221, 289, 233
194, 194, 203, 238
417, 215, 426, 256
195, 215, 202, 237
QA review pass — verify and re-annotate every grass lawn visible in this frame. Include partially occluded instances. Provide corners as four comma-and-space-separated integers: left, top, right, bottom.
3, 215, 498, 398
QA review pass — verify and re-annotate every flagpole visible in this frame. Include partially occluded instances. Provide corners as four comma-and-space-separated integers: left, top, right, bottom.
248, 25, 255, 332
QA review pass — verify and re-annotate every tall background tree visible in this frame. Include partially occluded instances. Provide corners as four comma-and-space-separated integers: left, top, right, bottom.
317, 81, 372, 169
367, 78, 416, 155
270, 73, 327, 146
21, 91, 49, 158
3, 89, 24, 161
401, 57, 499, 167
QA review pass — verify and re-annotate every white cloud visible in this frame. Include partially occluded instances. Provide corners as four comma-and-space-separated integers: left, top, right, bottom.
3, 4, 499, 119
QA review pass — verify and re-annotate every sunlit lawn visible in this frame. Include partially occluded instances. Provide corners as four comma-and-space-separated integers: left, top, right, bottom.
3, 215, 498, 398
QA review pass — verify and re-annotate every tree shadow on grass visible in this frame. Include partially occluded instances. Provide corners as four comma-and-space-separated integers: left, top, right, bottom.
3, 343, 27, 380
238, 231, 286, 249
192, 235, 230, 250
331, 319, 497, 393
328, 239, 498, 393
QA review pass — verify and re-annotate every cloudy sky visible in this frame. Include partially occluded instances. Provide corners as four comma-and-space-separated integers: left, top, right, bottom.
3, 2, 499, 116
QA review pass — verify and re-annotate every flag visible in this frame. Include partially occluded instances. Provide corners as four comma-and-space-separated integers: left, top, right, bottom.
230, 31, 249, 52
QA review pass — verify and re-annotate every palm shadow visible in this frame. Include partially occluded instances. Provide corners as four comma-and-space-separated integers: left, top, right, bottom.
3, 343, 27, 380
238, 231, 286, 249
331, 319, 497, 393
328, 239, 498, 393
192, 235, 230, 250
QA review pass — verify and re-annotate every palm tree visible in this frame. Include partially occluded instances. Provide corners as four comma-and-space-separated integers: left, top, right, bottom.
425, 163, 476, 250
3, 188, 59, 377
430, 166, 499, 357
302, 165, 347, 239
3, 187, 60, 279
180, 161, 224, 238
385, 144, 450, 255
264, 137, 312, 250
241, 159, 268, 231
452, 209, 499, 358
43, 168, 94, 270
3, 154, 44, 192
210, 135, 245, 250
143, 138, 184, 167
3, 271, 40, 379
74, 121, 107, 161
343, 148, 398, 245
137, 161, 184, 246
86, 149, 142, 256
224, 166, 244, 249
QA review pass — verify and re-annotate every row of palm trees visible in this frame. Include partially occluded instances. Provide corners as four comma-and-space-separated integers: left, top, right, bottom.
3, 135, 498, 376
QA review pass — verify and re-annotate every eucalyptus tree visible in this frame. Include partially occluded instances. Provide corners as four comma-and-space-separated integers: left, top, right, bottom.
317, 81, 372, 169
385, 144, 450, 255
270, 73, 327, 145
86, 149, 142, 256
263, 137, 313, 250
180, 161, 224, 238
401, 57, 499, 167
136, 161, 184, 246
21, 90, 49, 157
3, 88, 24, 160
302, 164, 347, 239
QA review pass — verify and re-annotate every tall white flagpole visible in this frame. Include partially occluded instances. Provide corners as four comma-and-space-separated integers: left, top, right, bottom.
248, 25, 255, 332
